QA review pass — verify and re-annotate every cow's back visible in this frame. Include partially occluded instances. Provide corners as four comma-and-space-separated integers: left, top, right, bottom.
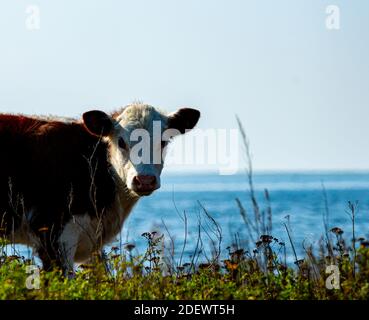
0, 114, 116, 238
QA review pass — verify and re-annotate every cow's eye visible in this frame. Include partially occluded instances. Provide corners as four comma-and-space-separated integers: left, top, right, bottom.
118, 137, 127, 150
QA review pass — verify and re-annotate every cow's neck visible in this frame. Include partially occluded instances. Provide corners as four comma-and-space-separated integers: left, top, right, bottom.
114, 176, 140, 215
101, 168, 140, 244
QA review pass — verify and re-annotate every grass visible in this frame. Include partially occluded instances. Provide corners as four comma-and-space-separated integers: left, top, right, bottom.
1, 119, 369, 300
1, 228, 369, 300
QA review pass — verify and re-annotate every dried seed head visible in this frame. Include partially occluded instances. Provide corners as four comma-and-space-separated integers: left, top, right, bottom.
330, 227, 344, 235
124, 243, 135, 252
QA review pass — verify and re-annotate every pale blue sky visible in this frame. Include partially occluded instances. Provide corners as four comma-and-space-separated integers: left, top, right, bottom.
0, 0, 368, 170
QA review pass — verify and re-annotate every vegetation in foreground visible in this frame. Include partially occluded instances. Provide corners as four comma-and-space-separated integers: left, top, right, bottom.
1, 226, 369, 300
1, 119, 369, 300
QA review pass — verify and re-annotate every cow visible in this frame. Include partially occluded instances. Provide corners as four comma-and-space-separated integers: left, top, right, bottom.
0, 103, 200, 274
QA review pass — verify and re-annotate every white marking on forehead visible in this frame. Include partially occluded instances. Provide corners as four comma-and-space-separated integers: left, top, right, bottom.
116, 103, 168, 131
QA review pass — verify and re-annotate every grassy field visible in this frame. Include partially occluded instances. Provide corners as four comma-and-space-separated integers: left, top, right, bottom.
1, 226, 369, 300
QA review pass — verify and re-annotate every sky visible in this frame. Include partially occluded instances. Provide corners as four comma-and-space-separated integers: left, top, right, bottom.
0, 0, 369, 172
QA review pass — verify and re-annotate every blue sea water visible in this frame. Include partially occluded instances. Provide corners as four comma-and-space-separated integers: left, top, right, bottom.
10, 171, 369, 264
120, 171, 369, 262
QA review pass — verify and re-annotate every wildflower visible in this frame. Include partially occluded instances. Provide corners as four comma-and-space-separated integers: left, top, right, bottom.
360, 241, 369, 248
141, 232, 151, 240
133, 265, 142, 273
149, 257, 160, 263
230, 249, 244, 258
294, 259, 304, 266
260, 235, 273, 244
199, 263, 210, 269
124, 243, 135, 252
330, 227, 343, 235
224, 260, 238, 271
179, 273, 191, 280
279, 264, 287, 271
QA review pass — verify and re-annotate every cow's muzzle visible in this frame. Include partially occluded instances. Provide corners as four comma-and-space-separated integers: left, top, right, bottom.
131, 175, 159, 196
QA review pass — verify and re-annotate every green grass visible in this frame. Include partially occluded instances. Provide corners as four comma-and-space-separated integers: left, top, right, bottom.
1, 228, 369, 300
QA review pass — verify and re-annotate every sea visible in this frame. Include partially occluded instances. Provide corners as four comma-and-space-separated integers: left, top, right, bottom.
118, 171, 369, 262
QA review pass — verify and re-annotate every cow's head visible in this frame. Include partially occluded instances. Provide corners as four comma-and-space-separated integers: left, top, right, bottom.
82, 103, 200, 196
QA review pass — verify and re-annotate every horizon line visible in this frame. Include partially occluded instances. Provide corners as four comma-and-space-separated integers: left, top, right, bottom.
163, 168, 369, 175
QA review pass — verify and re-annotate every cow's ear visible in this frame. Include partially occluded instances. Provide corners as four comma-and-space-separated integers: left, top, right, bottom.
82, 110, 113, 136
167, 108, 200, 134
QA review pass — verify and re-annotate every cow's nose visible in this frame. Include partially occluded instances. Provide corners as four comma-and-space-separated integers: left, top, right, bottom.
132, 175, 157, 192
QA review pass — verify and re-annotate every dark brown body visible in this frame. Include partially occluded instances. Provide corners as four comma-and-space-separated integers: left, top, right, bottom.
0, 114, 117, 270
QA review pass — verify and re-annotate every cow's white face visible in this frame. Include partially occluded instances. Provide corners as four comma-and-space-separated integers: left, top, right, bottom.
82, 103, 200, 196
